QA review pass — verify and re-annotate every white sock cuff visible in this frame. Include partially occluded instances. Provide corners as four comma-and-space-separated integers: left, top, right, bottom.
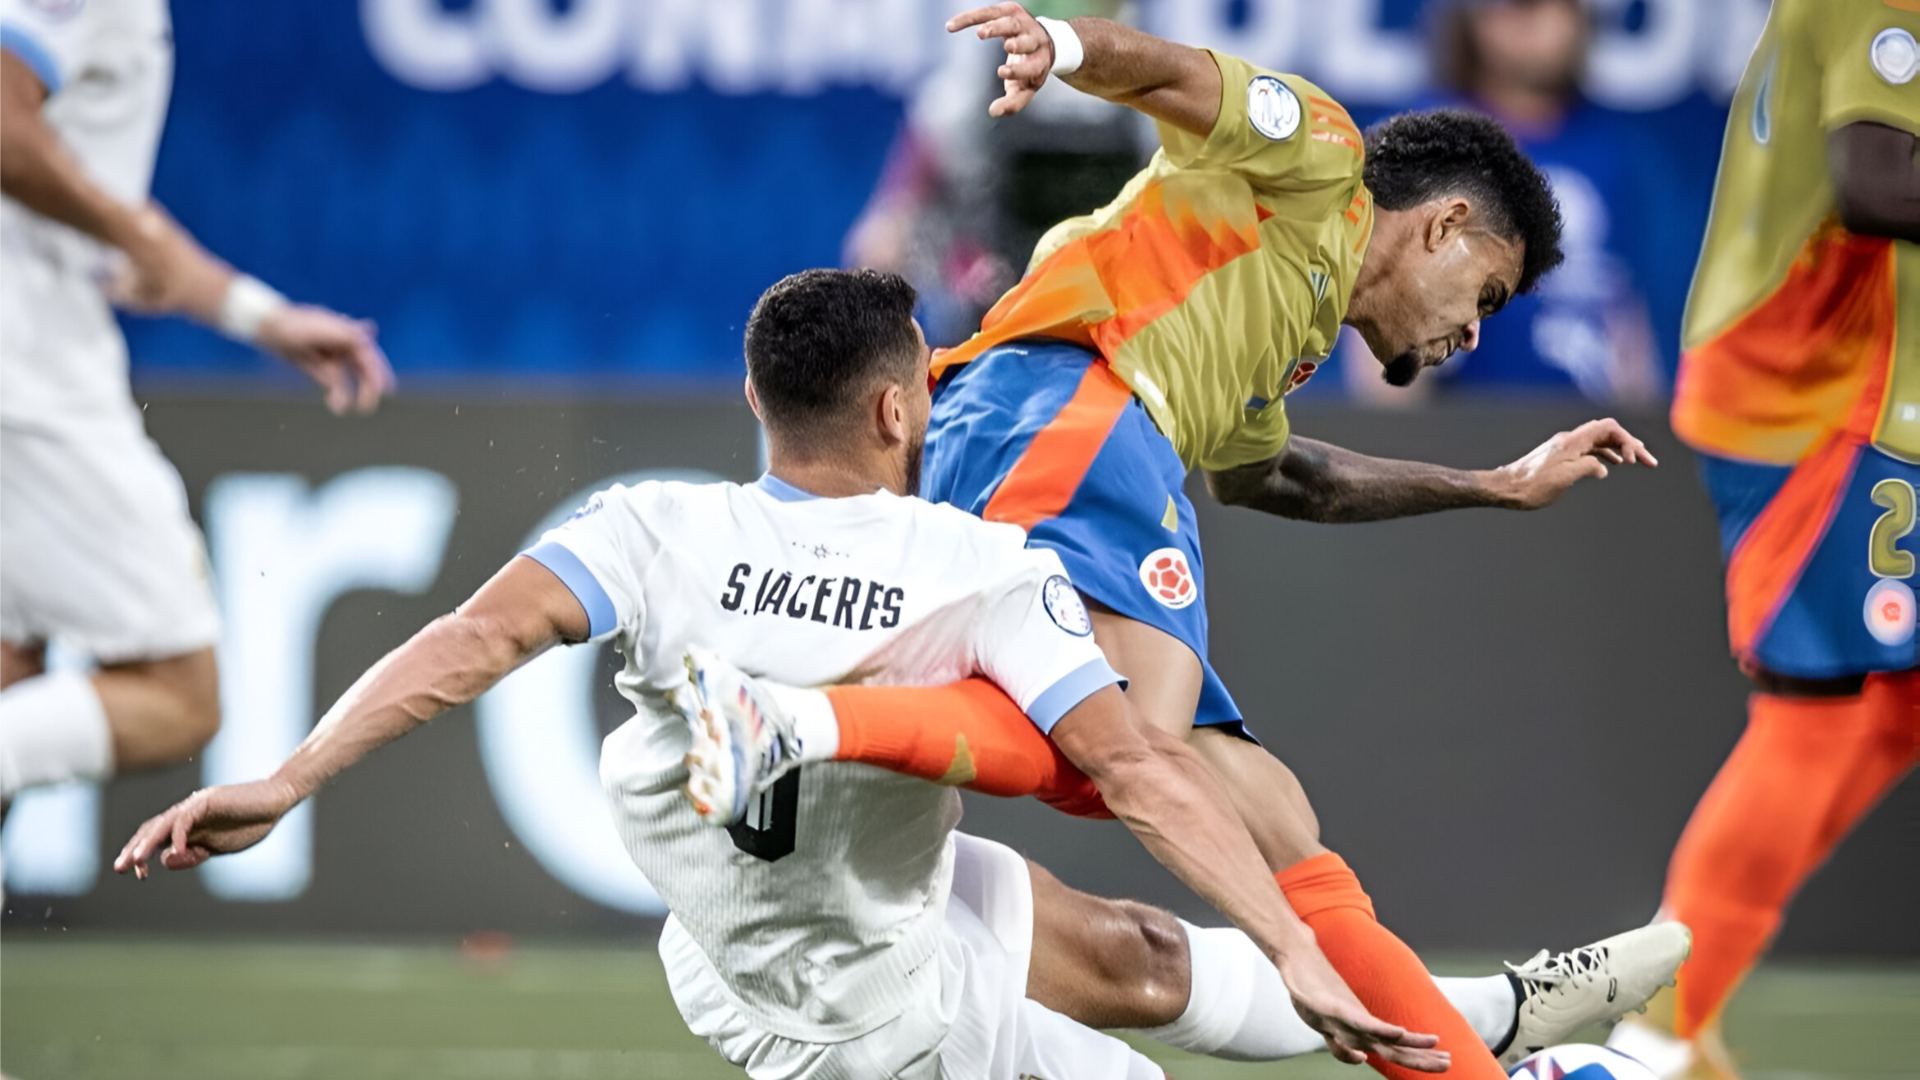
0, 670, 112, 799
1138, 920, 1257, 1054
764, 683, 838, 763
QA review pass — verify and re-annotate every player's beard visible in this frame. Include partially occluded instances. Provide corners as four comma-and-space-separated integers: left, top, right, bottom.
1382, 351, 1422, 387
904, 432, 925, 497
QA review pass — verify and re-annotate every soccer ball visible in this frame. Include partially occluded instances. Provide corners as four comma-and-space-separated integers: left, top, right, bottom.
1508, 1044, 1659, 1080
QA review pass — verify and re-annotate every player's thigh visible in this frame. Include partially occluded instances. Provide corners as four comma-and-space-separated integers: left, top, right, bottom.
0, 421, 218, 663
1190, 725, 1326, 869
1087, 603, 1203, 738
1025, 858, 1189, 1029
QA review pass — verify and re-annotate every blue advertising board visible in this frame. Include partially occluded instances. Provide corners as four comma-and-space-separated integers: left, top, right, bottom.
123, 0, 1767, 390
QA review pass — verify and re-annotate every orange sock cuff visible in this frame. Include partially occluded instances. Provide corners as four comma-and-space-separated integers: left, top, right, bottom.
823, 684, 924, 767
1274, 851, 1378, 922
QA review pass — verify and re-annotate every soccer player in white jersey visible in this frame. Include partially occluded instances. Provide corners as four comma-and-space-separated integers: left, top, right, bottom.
115, 270, 1681, 1078
0, 0, 392, 804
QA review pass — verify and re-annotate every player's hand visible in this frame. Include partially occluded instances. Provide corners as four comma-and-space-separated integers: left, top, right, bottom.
256, 304, 395, 415
1277, 947, 1451, 1071
112, 778, 303, 879
948, 3, 1053, 117
1489, 418, 1659, 510
106, 201, 231, 322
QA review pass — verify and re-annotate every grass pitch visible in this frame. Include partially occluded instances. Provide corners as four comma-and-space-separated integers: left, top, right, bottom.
2, 937, 1914, 1079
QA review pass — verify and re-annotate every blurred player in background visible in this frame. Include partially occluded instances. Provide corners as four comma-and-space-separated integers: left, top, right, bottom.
731, 6, 1667, 1079
0, 0, 391, 808
1343, 0, 1669, 405
1607, 2, 1920, 1076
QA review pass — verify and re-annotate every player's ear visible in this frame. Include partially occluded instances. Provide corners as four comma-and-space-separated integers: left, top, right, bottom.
877, 380, 908, 447
1427, 197, 1473, 250
744, 376, 762, 420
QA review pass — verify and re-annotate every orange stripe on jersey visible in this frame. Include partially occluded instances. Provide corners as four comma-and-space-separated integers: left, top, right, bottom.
1885, 0, 1920, 13
982, 361, 1133, 533
932, 242, 1102, 377
1672, 223, 1897, 463
1081, 178, 1265, 355
1723, 434, 1863, 657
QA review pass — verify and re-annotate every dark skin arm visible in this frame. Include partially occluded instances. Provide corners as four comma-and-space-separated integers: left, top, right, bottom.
1207, 420, 1659, 523
1050, 688, 1445, 1071
1829, 121, 1920, 243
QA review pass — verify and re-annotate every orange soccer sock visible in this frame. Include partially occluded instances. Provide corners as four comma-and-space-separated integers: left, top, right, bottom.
823, 679, 1112, 817
1663, 674, 1918, 1037
1276, 853, 1505, 1080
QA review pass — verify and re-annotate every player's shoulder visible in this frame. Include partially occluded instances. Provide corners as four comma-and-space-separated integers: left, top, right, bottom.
572, 476, 742, 522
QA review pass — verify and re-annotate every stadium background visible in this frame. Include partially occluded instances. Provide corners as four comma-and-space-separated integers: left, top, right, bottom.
4, 1, 1917, 1077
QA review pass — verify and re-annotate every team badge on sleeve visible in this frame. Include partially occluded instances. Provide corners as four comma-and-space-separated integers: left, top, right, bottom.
1871, 28, 1919, 86
1863, 578, 1915, 646
1139, 548, 1197, 610
1043, 575, 1092, 636
1247, 76, 1301, 141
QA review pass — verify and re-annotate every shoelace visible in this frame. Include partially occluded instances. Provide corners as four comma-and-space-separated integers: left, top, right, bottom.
1505, 944, 1609, 998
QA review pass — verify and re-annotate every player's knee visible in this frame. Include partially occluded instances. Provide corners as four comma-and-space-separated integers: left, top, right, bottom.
1, 641, 47, 689
1113, 900, 1190, 1015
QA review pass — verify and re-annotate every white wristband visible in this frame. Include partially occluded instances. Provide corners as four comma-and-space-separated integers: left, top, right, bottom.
217, 274, 289, 343
1035, 16, 1084, 78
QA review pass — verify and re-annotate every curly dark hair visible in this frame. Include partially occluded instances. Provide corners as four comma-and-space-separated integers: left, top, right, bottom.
1363, 109, 1565, 294
745, 268, 920, 445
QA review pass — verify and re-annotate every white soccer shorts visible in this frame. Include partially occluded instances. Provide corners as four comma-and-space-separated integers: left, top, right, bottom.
0, 417, 220, 663
661, 832, 1158, 1080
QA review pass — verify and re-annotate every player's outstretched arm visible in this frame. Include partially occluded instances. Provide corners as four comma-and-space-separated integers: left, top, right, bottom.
947, 3, 1221, 136
1829, 121, 1920, 243
0, 51, 392, 414
1205, 420, 1658, 523
1049, 687, 1448, 1072
112, 557, 589, 878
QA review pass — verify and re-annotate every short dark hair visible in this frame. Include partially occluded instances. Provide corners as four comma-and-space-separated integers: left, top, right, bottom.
1363, 109, 1565, 294
744, 269, 920, 445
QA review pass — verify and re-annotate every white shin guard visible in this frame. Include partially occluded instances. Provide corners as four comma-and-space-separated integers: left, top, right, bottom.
0, 669, 112, 800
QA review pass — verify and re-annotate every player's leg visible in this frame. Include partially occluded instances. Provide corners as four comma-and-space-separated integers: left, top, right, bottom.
1649, 671, 1916, 1040
0, 421, 223, 802
1024, 855, 1522, 1061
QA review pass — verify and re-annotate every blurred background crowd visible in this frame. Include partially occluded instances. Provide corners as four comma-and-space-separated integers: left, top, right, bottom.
134, 0, 1759, 405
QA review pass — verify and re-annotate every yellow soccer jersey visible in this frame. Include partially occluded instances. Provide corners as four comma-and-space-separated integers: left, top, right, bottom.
1673, 0, 1920, 464
931, 51, 1374, 472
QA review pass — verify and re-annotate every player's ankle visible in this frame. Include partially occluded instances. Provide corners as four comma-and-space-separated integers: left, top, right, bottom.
767, 684, 838, 762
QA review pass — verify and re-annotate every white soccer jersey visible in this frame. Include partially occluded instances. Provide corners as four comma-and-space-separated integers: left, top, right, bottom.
528, 474, 1119, 1044
0, 0, 173, 427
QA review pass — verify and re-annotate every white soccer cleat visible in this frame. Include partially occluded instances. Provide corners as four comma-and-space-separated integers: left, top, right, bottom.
1498, 921, 1693, 1067
675, 645, 804, 827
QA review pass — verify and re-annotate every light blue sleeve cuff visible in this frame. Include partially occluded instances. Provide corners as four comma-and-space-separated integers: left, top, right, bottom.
523, 540, 617, 640
1025, 658, 1125, 734
1, 25, 64, 94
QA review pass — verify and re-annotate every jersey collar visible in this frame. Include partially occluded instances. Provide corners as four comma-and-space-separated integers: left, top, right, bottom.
754, 473, 824, 502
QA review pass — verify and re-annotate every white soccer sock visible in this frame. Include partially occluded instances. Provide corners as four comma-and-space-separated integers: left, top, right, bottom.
1137, 923, 1521, 1061
763, 683, 839, 762
1437, 974, 1521, 1051
0, 670, 113, 800
1137, 920, 1327, 1060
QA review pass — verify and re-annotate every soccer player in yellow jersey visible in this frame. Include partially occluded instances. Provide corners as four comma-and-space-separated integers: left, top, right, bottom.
685, 5, 1670, 1078
1608, 2, 1920, 1076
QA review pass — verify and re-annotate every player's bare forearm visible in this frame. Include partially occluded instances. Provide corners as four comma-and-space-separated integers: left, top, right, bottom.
1052, 18, 1222, 138
948, 4, 1220, 136
114, 558, 588, 877
1207, 437, 1509, 523
1052, 690, 1315, 962
1207, 420, 1657, 522
0, 52, 144, 251
1830, 122, 1920, 243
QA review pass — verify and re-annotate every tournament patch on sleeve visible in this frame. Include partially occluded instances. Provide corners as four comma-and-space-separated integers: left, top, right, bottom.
1871, 27, 1919, 86
1247, 75, 1301, 141
1041, 575, 1091, 637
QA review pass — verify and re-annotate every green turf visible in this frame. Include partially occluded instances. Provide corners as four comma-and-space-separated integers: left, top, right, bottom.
2, 937, 1914, 1079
